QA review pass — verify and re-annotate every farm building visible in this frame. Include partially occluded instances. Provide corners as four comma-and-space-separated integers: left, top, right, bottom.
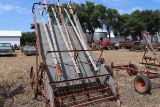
0, 30, 22, 46
86, 28, 125, 43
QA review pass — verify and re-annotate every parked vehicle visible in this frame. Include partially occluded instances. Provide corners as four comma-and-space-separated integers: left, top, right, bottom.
129, 41, 145, 51
119, 40, 132, 49
23, 43, 36, 56
13, 44, 20, 50
91, 40, 117, 50
0, 43, 13, 56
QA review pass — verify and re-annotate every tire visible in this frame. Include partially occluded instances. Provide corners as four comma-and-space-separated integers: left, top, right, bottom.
104, 65, 113, 77
134, 75, 151, 94
106, 47, 109, 50
127, 64, 138, 76
114, 46, 118, 50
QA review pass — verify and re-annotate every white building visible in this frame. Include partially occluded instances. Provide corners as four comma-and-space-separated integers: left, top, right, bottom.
86, 28, 125, 43
0, 31, 22, 46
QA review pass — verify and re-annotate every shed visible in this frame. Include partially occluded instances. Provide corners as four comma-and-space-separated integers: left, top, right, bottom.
0, 31, 22, 46
86, 28, 125, 43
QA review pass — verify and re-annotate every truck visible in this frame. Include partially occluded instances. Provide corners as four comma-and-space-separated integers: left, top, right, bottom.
91, 40, 118, 50
119, 40, 132, 49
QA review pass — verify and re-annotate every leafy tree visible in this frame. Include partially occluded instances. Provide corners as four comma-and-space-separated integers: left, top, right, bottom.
141, 10, 160, 34
20, 32, 36, 46
46, 2, 160, 42
104, 8, 120, 40
115, 9, 160, 41
116, 14, 131, 40
128, 10, 144, 40
76, 1, 106, 42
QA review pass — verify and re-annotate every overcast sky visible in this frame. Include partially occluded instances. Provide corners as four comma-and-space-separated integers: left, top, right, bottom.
0, 0, 159, 32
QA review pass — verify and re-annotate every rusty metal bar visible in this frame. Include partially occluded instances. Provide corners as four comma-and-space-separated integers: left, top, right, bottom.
38, 3, 63, 76
140, 62, 160, 67
69, 94, 118, 107
112, 62, 160, 79
55, 2, 80, 74
51, 4, 80, 74
50, 74, 110, 85
46, 49, 102, 53
142, 32, 160, 64
32, 9, 39, 75
44, 0, 62, 76
32, 3, 77, 13
55, 85, 111, 99
47, 60, 104, 69
67, 3, 99, 72
96, 50, 103, 66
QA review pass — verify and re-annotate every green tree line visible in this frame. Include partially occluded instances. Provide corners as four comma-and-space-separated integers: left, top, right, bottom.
75, 1, 160, 41
20, 32, 36, 46
47, 1, 160, 42
22, 1, 160, 44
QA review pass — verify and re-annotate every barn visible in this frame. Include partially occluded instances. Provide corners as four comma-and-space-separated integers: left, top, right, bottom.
0, 31, 22, 46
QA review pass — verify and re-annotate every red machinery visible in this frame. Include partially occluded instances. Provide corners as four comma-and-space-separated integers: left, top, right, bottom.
30, 1, 120, 107
108, 31, 160, 94
119, 40, 132, 49
91, 40, 112, 50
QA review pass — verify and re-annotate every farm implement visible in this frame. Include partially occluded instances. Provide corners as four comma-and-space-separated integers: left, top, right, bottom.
110, 31, 160, 94
30, 0, 119, 107
140, 32, 160, 67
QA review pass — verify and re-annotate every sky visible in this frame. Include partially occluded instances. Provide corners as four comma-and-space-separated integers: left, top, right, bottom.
0, 0, 159, 32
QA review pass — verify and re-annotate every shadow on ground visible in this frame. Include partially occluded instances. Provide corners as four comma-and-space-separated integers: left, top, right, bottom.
0, 84, 24, 107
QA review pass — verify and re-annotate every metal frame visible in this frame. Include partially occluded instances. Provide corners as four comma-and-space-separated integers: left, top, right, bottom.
110, 32, 160, 93
67, 2, 99, 72
111, 31, 160, 76
30, 2, 119, 107
140, 32, 160, 67
111, 62, 160, 79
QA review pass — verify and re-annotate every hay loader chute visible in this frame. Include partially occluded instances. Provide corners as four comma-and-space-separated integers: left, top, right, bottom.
30, 0, 120, 106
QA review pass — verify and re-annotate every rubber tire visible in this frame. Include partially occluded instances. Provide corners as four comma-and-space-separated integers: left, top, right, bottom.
134, 75, 151, 94
104, 65, 113, 77
114, 46, 118, 50
128, 64, 138, 76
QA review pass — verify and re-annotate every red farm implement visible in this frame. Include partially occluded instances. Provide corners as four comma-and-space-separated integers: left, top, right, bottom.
30, 1, 120, 107
108, 31, 160, 94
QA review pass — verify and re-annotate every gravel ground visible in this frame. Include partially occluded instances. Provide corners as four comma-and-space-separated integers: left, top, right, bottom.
0, 49, 160, 107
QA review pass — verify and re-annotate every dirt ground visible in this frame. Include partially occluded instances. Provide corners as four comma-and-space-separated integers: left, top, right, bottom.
0, 49, 160, 107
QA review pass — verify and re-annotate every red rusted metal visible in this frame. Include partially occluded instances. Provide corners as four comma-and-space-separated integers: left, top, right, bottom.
32, 4, 55, 106
107, 32, 160, 94
140, 32, 160, 66
111, 62, 160, 79
30, 2, 119, 107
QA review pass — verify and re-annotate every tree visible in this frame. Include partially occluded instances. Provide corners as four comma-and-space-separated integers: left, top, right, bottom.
116, 14, 131, 40
142, 10, 160, 34
128, 10, 144, 40
104, 8, 120, 40
116, 9, 160, 41
76, 1, 106, 42
20, 32, 36, 46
